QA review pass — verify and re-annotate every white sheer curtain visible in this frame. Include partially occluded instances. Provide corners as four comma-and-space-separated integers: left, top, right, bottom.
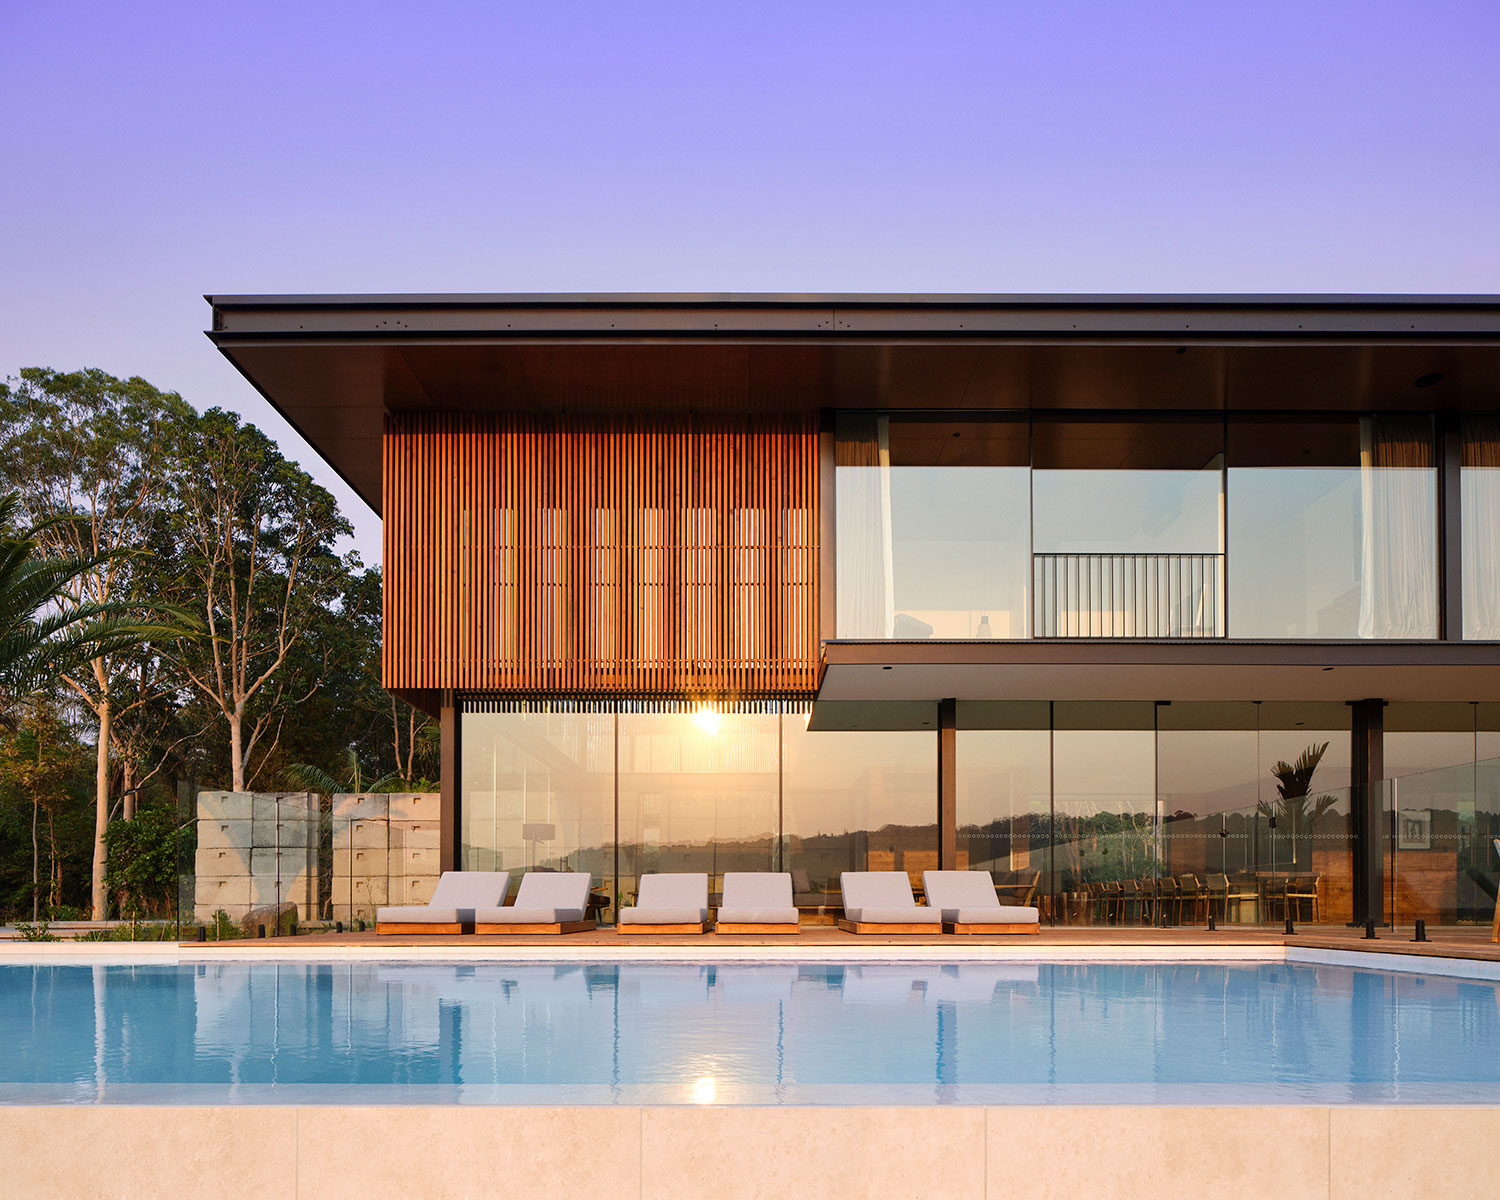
1463, 416, 1500, 639
836, 415, 895, 637
1358, 415, 1437, 638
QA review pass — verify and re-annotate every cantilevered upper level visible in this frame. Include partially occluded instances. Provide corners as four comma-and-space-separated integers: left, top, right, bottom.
207, 292, 1500, 514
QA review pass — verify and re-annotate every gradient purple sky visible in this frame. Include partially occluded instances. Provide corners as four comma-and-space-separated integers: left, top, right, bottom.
3, 1, 1497, 563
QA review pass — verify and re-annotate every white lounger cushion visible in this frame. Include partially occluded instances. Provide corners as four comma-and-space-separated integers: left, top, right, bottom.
718, 872, 798, 924
619, 906, 708, 925
844, 905, 943, 924
473, 872, 591, 924
376, 870, 510, 924
375, 906, 466, 924
946, 905, 1040, 925
717, 906, 800, 924
923, 870, 1040, 924
840, 871, 942, 923
618, 873, 709, 924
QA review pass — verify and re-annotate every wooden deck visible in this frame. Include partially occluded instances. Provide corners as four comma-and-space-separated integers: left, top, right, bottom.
180, 923, 1500, 961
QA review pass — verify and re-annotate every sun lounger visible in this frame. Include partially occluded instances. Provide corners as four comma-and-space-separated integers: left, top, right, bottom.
923, 869, 1041, 935
617, 872, 711, 934
375, 870, 511, 935
836, 871, 943, 934
715, 871, 800, 934
472, 871, 597, 935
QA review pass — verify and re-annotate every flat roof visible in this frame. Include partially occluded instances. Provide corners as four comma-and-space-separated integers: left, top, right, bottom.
206, 293, 1500, 512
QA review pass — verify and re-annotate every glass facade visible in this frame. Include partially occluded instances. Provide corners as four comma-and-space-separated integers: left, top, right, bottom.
1228, 417, 1437, 639
836, 412, 1444, 641
460, 703, 936, 923
836, 415, 1030, 638
456, 701, 1500, 929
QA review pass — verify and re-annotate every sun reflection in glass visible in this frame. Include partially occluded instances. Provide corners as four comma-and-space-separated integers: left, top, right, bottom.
690, 1075, 717, 1104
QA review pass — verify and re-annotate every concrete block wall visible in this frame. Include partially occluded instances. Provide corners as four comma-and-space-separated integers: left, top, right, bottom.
331, 793, 442, 923
193, 792, 319, 923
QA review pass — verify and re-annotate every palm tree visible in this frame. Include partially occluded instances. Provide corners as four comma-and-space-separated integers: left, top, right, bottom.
1259, 742, 1340, 871
0, 493, 186, 718
282, 747, 427, 796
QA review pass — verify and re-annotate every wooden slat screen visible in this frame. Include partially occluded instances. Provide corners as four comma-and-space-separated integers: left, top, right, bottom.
384, 411, 819, 697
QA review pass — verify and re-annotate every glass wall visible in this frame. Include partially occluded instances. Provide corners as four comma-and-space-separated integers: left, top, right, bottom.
1032, 420, 1224, 637
836, 415, 1030, 638
617, 709, 779, 905
782, 705, 938, 901
1463, 416, 1500, 639
459, 701, 1492, 930
836, 412, 1441, 641
1227, 416, 1437, 638
955, 703, 1050, 912
460, 707, 616, 912
460, 703, 936, 923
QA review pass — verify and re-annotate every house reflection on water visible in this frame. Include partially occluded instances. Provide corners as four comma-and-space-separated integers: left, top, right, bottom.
6, 961, 1500, 1100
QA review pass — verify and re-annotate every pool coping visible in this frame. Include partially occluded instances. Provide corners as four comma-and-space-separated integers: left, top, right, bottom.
5, 939, 1500, 979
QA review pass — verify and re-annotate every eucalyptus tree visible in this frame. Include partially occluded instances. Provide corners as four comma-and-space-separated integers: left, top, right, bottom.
168, 408, 353, 791
0, 368, 199, 915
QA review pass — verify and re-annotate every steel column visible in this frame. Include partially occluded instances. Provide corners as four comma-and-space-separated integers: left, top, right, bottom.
1349, 697, 1386, 926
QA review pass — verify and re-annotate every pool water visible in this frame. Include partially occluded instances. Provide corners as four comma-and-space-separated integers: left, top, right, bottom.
3, 960, 1498, 1105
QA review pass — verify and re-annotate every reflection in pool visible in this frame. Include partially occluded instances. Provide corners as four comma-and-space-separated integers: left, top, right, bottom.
2, 960, 1498, 1105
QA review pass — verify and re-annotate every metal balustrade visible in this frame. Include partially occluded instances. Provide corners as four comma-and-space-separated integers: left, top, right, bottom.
1033, 552, 1225, 638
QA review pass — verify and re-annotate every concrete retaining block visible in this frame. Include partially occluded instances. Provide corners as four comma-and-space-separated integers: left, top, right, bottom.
197, 791, 254, 822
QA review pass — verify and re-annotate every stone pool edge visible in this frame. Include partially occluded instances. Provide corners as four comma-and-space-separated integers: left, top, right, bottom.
3, 1103, 1494, 1200
7, 939, 1500, 980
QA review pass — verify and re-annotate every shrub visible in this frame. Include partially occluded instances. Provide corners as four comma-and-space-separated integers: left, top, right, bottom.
104, 805, 193, 919
16, 921, 58, 942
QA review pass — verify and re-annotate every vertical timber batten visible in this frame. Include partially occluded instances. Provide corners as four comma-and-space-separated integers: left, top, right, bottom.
384, 411, 820, 699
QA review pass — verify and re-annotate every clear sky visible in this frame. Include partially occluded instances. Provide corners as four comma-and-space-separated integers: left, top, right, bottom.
3, 1, 1497, 565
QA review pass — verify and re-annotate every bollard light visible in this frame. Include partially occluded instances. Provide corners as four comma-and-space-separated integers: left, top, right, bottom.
1364, 919, 1377, 940
257, 923, 266, 939
1207, 915, 1216, 932
1412, 919, 1428, 943
1285, 915, 1295, 936
196, 926, 206, 943
336, 921, 344, 934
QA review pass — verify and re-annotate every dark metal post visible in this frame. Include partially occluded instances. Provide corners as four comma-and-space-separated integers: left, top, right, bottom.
439, 691, 459, 870
938, 698, 957, 869
1349, 698, 1386, 927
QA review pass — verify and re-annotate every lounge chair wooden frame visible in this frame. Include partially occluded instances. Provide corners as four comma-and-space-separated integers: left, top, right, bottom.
836, 919, 940, 935
473, 919, 597, 936
945, 921, 1041, 935
715, 921, 799, 935
376, 921, 467, 936
617, 921, 711, 935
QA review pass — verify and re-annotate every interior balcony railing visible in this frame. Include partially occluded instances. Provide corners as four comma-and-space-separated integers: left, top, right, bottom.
1033, 552, 1225, 638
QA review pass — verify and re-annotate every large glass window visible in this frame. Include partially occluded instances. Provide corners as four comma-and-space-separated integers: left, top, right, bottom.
782, 704, 937, 901
836, 415, 1030, 638
1032, 420, 1225, 637
1463, 416, 1500, 639
616, 709, 780, 905
460, 707, 616, 912
1228, 417, 1437, 638
956, 703, 1051, 910
1051, 703, 1157, 919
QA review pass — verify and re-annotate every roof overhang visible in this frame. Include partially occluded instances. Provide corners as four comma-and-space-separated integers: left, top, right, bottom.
205, 292, 1500, 514
816, 640, 1500, 705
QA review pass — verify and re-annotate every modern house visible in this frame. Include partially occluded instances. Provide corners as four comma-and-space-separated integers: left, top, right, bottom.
207, 293, 1500, 928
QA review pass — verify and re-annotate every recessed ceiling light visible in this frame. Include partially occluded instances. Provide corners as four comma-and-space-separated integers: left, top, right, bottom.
1414, 371, 1443, 388
882, 666, 893, 671
1322, 666, 1334, 672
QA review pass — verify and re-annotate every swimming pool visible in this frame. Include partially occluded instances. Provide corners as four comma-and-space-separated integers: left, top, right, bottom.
3, 959, 1498, 1106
